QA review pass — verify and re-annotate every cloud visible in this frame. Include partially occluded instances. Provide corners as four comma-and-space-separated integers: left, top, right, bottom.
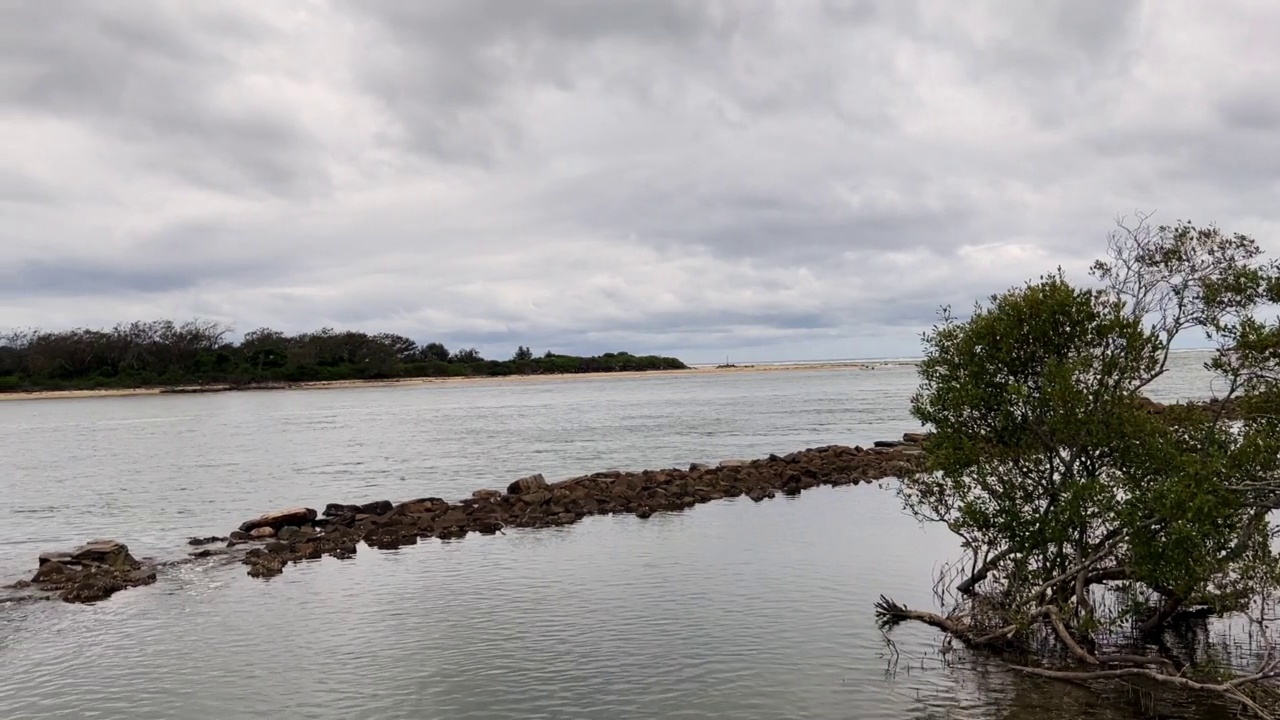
2, 0, 1278, 362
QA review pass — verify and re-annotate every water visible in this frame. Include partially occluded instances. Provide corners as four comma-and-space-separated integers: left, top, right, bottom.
0, 353, 1225, 719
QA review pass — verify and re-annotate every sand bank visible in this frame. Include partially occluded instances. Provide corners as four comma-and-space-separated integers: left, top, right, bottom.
0, 361, 900, 402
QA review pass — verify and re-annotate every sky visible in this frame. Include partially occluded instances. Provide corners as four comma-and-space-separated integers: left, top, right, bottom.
3, 1, 1279, 363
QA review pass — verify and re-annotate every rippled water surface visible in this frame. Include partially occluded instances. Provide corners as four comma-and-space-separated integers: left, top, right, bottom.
0, 355, 1224, 719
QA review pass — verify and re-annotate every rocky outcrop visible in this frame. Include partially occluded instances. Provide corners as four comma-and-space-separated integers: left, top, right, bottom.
27, 540, 156, 603
231, 434, 929, 581
14, 433, 931, 599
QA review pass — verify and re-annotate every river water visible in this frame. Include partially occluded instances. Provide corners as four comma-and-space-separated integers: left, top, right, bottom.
0, 353, 1230, 719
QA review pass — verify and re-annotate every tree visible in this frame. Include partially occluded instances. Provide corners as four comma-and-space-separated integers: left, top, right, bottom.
512, 345, 533, 362
449, 347, 482, 364
879, 216, 1280, 716
420, 342, 450, 363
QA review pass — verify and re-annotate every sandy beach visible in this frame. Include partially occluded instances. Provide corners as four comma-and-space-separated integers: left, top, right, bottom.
0, 361, 898, 402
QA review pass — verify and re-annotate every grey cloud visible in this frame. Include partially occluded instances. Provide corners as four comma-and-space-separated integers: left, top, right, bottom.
351, 0, 734, 162
8, 260, 228, 298
1219, 94, 1280, 133
2, 1, 328, 199
0, 169, 56, 205
3, 1, 1279, 363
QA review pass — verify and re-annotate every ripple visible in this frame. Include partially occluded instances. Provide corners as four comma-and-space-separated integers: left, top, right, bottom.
0, 360, 1220, 719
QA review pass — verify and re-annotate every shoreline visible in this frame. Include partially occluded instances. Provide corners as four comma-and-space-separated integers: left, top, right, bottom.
0, 361, 892, 402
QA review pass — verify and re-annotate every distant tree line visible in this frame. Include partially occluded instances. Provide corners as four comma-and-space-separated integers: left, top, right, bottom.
0, 320, 688, 392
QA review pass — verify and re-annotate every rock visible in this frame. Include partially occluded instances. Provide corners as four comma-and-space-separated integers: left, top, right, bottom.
519, 489, 552, 507
249, 527, 276, 539
246, 556, 284, 578
323, 503, 365, 517
239, 507, 317, 534
31, 560, 70, 584
397, 497, 449, 514
60, 570, 127, 603
265, 540, 293, 554
72, 540, 139, 570
37, 551, 74, 566
29, 541, 154, 604
187, 536, 227, 546
473, 519, 504, 534
507, 474, 548, 495
360, 500, 393, 515
437, 526, 468, 541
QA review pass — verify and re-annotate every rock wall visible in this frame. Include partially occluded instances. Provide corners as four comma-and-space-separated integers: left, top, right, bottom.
236, 436, 927, 579
14, 434, 928, 601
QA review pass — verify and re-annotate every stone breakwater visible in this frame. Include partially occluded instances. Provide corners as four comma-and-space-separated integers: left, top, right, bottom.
14, 434, 928, 603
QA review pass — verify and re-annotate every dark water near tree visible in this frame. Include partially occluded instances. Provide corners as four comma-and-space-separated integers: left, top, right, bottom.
0, 354, 1228, 718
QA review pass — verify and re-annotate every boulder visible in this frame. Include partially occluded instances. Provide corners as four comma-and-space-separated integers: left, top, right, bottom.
30, 540, 153, 604
507, 473, 548, 495
239, 507, 317, 534
359, 500, 393, 515
322, 503, 352, 517
72, 540, 139, 570
397, 497, 449, 515
37, 551, 74, 566
32, 560, 70, 584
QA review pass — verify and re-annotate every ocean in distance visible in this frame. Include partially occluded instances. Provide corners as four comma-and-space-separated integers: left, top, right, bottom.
0, 351, 1231, 719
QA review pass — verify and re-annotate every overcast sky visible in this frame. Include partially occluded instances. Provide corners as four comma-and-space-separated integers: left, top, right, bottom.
3, 1, 1278, 362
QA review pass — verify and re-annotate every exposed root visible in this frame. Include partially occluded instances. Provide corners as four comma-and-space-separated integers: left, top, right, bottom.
875, 595, 965, 635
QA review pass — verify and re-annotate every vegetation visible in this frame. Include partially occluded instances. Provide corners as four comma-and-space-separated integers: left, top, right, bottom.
0, 321, 687, 392
879, 215, 1280, 716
